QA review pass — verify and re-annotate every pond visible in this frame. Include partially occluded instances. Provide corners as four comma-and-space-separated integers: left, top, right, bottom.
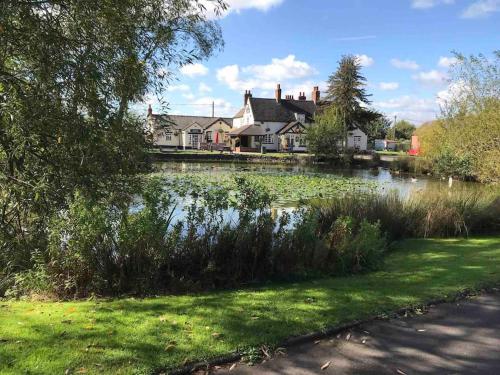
153, 161, 493, 209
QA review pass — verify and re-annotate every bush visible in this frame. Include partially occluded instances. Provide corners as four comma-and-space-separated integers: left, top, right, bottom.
317, 190, 500, 241
432, 148, 474, 180
2, 175, 498, 299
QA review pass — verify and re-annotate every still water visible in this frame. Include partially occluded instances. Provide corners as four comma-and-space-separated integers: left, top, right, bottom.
154, 161, 492, 208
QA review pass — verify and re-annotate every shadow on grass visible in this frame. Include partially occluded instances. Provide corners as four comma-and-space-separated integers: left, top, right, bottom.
1, 237, 499, 374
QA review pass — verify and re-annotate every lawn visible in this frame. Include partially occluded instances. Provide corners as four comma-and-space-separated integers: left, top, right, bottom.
1, 237, 499, 375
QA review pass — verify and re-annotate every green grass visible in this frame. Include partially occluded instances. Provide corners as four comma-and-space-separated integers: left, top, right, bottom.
1, 237, 500, 374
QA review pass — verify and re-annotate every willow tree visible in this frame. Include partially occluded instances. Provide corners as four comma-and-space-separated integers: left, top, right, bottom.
420, 51, 500, 182
326, 55, 373, 145
0, 0, 225, 273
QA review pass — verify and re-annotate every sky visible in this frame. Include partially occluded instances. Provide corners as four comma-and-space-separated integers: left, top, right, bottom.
142, 0, 500, 124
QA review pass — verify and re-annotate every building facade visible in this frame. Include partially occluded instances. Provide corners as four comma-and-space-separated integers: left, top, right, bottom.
147, 107, 233, 150
229, 84, 319, 152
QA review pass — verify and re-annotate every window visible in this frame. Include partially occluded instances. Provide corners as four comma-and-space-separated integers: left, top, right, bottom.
162, 131, 172, 141
190, 128, 201, 133
299, 136, 307, 147
262, 134, 274, 144
206, 131, 213, 142
295, 113, 305, 123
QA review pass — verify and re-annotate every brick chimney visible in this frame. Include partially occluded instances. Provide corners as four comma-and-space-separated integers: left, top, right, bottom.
244, 90, 252, 105
298, 92, 306, 101
312, 86, 320, 104
147, 104, 153, 117
275, 83, 282, 103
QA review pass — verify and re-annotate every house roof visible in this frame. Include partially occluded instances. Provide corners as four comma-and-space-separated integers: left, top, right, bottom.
151, 114, 233, 131
228, 124, 267, 137
276, 121, 307, 135
233, 97, 317, 122
233, 107, 245, 118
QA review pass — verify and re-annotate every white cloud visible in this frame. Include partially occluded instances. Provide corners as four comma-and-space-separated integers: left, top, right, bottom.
390, 58, 420, 70
217, 55, 317, 92
411, 0, 454, 9
216, 64, 245, 90
436, 81, 469, 108
198, 82, 212, 93
379, 82, 400, 91
355, 54, 374, 67
461, 0, 500, 18
182, 93, 195, 100
438, 56, 459, 68
243, 55, 317, 81
201, 0, 284, 19
412, 70, 448, 86
374, 95, 439, 124
166, 84, 191, 92
226, 0, 284, 12
180, 63, 208, 78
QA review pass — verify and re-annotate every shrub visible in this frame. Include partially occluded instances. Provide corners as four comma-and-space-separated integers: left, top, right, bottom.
317, 190, 500, 241
3, 175, 498, 299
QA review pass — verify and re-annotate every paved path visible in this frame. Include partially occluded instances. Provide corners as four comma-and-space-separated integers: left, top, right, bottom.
215, 292, 500, 374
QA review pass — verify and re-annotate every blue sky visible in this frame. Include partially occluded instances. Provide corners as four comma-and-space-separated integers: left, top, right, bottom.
144, 0, 500, 124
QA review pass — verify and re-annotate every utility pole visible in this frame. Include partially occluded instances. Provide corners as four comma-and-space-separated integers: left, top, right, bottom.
212, 101, 215, 117
392, 115, 397, 140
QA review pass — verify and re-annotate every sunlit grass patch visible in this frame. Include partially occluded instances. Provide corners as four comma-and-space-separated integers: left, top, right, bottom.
1, 236, 499, 374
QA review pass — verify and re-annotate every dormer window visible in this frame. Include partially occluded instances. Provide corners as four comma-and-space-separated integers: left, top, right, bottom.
295, 113, 305, 123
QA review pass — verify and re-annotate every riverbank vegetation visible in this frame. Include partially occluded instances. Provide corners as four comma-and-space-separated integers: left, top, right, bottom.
415, 51, 499, 183
1, 237, 499, 375
0, 0, 225, 297
2, 176, 498, 299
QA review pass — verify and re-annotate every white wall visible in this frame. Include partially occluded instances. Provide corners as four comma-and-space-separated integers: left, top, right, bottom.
347, 128, 368, 151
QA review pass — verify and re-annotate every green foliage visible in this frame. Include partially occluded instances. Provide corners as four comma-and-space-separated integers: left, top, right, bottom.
323, 216, 386, 274
432, 148, 474, 179
321, 55, 383, 148
326, 55, 371, 120
416, 51, 500, 182
2, 176, 384, 298
307, 107, 344, 157
393, 120, 416, 140
317, 190, 500, 241
0, 0, 225, 281
365, 116, 392, 142
5, 251, 54, 299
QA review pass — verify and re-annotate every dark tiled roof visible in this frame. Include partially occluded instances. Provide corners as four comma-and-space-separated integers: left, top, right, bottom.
151, 115, 233, 130
276, 121, 307, 135
248, 98, 317, 122
228, 124, 267, 136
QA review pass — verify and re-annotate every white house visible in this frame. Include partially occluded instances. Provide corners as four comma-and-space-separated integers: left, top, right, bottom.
347, 128, 368, 151
230, 84, 368, 152
147, 106, 233, 150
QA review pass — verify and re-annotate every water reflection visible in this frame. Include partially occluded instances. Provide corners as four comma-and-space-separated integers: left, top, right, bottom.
154, 161, 493, 207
